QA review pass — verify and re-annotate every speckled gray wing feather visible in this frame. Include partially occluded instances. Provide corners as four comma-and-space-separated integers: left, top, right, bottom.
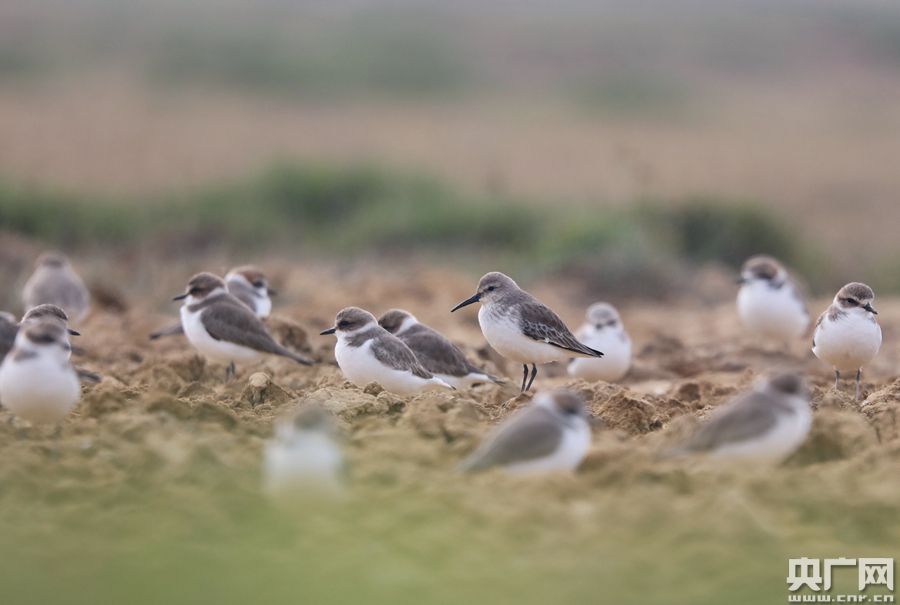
679, 393, 780, 453
518, 301, 603, 357
201, 300, 311, 364
401, 325, 475, 377
460, 406, 563, 472
371, 333, 434, 379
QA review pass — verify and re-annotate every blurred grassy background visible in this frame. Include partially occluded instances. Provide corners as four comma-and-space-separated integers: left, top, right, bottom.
1, 0, 900, 297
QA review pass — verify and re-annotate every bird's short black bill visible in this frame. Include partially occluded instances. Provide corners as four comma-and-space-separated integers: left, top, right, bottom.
67, 328, 80, 336
320, 327, 337, 335
172, 293, 188, 301
864, 303, 878, 315
451, 293, 480, 312
267, 288, 278, 297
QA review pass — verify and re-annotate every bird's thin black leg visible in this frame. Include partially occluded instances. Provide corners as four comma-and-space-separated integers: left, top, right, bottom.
520, 364, 528, 392
525, 364, 538, 392
834, 370, 840, 390
226, 361, 236, 382
856, 368, 862, 401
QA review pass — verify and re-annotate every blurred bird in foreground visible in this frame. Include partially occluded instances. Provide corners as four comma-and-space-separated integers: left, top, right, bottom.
460, 390, 592, 474
264, 405, 344, 496
667, 374, 811, 463
0, 321, 81, 425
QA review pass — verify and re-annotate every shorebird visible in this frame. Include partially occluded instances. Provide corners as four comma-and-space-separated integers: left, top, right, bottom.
5, 306, 100, 383
451, 272, 602, 392
378, 309, 503, 389
0, 320, 81, 425
225, 265, 275, 319
812, 282, 882, 400
174, 272, 313, 379
264, 405, 344, 495
22, 252, 90, 324
667, 374, 811, 463
321, 307, 454, 396
736, 255, 809, 341
460, 389, 592, 474
150, 265, 274, 340
567, 302, 631, 382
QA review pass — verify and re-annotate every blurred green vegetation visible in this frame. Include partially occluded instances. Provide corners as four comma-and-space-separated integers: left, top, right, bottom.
0, 163, 834, 296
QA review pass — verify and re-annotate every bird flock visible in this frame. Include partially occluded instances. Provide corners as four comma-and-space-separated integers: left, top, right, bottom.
0, 251, 884, 493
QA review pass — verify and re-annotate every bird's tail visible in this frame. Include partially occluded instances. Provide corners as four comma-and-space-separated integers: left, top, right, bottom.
149, 323, 184, 341
280, 347, 315, 366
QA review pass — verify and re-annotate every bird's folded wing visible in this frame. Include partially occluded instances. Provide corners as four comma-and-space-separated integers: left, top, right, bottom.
201, 303, 281, 353
371, 335, 434, 379
681, 395, 779, 452
519, 302, 601, 356
403, 330, 471, 377
462, 407, 563, 471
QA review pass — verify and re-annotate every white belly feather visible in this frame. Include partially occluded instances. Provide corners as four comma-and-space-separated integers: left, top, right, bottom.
0, 355, 80, 424
181, 306, 263, 364
478, 306, 570, 365
813, 313, 881, 373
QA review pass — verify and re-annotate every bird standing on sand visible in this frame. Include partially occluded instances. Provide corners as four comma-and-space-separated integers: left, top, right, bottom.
667, 374, 811, 463
460, 389, 592, 474
736, 255, 809, 341
812, 282, 882, 400
378, 309, 503, 389
150, 265, 275, 340
22, 252, 90, 324
567, 302, 631, 382
451, 272, 602, 392
174, 272, 313, 380
0, 321, 81, 425
321, 307, 454, 396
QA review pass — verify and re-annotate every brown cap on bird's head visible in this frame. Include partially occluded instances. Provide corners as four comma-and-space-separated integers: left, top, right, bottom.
740, 255, 786, 283
320, 307, 377, 335
378, 309, 416, 334
36, 251, 69, 269
835, 282, 877, 314
173, 272, 226, 302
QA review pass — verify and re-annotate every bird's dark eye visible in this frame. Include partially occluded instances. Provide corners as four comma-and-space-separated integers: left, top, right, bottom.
189, 287, 200, 295
252, 281, 265, 288
845, 298, 858, 306
486, 286, 496, 292
337, 320, 350, 329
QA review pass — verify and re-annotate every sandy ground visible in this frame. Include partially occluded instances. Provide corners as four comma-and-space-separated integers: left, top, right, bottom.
0, 258, 898, 604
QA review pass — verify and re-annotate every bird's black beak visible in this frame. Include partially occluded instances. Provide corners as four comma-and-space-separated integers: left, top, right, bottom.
864, 303, 878, 315
320, 327, 337, 335
735, 277, 747, 285
67, 328, 80, 336
451, 293, 480, 312
267, 287, 278, 297
172, 293, 188, 301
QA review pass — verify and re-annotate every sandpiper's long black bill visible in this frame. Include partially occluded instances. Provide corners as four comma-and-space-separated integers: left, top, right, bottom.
320, 327, 337, 335
172, 293, 188, 301
451, 293, 480, 312
864, 303, 878, 315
